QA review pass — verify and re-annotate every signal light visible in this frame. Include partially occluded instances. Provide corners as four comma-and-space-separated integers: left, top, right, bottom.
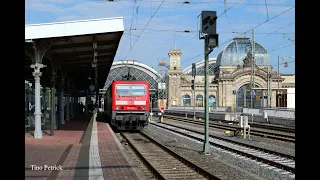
192, 63, 196, 77
191, 79, 195, 90
201, 11, 217, 35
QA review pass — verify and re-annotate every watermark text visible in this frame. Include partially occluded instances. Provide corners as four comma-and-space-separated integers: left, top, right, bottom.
30, 165, 63, 171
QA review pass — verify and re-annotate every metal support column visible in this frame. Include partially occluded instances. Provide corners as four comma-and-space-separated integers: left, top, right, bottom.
74, 91, 77, 117
28, 87, 32, 117
150, 98, 153, 122
70, 87, 74, 120
43, 87, 47, 129
75, 94, 78, 117
193, 76, 196, 120
243, 89, 246, 108
50, 64, 57, 133
26, 39, 54, 138
50, 77, 56, 134
234, 91, 237, 120
66, 83, 70, 121
25, 83, 29, 117
93, 41, 99, 110
85, 90, 89, 115
267, 67, 272, 107
262, 90, 265, 108
250, 29, 255, 108
73, 89, 76, 118
203, 35, 211, 154
31, 62, 46, 139
59, 77, 65, 125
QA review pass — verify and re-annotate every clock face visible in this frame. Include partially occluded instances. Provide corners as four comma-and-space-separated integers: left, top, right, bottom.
173, 59, 178, 65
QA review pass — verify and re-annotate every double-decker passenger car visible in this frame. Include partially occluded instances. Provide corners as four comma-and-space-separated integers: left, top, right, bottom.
105, 80, 150, 130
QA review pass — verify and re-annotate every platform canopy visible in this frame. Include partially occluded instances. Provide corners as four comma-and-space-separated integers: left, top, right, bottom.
25, 17, 124, 91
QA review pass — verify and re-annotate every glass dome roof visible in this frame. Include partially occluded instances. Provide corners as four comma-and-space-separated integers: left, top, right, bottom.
215, 38, 270, 67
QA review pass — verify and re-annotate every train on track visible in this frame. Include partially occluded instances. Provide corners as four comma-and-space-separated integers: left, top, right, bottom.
104, 80, 150, 130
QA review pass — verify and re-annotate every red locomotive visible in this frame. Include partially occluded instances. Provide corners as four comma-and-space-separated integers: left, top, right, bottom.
104, 80, 150, 130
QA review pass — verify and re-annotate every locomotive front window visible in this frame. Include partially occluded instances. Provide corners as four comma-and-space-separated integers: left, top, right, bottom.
116, 84, 146, 96
116, 85, 131, 96
131, 85, 146, 96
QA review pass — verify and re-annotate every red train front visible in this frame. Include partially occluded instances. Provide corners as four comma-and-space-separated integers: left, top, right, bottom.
105, 80, 150, 130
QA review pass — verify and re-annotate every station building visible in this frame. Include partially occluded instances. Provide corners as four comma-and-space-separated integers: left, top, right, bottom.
167, 37, 295, 109
103, 37, 295, 109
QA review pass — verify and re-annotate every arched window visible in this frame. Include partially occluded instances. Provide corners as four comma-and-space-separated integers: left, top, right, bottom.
183, 94, 191, 106
196, 94, 203, 107
237, 84, 262, 108
209, 95, 216, 107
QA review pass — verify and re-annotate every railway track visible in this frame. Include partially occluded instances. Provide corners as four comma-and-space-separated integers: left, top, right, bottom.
163, 115, 295, 143
120, 132, 221, 180
165, 113, 295, 133
150, 122, 295, 174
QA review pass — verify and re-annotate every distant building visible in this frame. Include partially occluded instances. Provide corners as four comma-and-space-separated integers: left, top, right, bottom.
167, 38, 295, 109
103, 38, 295, 109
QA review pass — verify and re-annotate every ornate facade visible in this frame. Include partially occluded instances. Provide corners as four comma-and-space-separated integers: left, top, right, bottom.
167, 38, 294, 108
104, 38, 295, 109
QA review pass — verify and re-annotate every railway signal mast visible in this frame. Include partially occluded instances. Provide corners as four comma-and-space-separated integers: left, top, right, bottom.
199, 10, 219, 154
192, 63, 196, 120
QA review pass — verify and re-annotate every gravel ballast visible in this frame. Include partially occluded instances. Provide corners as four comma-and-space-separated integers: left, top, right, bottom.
141, 121, 295, 180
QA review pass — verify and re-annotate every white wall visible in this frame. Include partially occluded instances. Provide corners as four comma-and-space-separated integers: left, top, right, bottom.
287, 88, 295, 108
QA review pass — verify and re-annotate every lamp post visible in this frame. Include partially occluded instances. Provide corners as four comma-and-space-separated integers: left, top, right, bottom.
193, 77, 196, 120
191, 63, 196, 120
277, 56, 294, 108
150, 97, 154, 122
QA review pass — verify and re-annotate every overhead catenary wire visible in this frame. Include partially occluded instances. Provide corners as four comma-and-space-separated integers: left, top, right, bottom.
254, 0, 260, 24
128, 28, 294, 35
224, 0, 238, 33
219, 6, 295, 48
179, 0, 243, 52
267, 39, 292, 50
102, 0, 294, 7
135, 0, 144, 29
268, 44, 294, 53
130, 0, 137, 49
123, 0, 165, 61
257, 22, 295, 41
271, 60, 295, 67
219, 0, 243, 17
264, 0, 269, 20
118, 0, 142, 60
116, 0, 140, 60
181, 5, 295, 66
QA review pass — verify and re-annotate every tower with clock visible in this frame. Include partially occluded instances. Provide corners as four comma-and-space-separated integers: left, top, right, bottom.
169, 49, 182, 70
167, 49, 183, 106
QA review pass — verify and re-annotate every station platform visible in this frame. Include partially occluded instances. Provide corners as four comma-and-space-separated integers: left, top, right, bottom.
25, 114, 140, 180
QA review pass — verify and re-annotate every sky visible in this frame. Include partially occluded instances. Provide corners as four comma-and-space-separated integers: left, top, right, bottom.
25, 0, 295, 74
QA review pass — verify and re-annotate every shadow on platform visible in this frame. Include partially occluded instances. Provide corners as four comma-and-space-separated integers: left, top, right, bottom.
48, 114, 92, 131
96, 112, 109, 123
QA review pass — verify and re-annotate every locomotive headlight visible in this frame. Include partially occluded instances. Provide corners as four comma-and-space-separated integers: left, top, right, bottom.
116, 106, 119, 110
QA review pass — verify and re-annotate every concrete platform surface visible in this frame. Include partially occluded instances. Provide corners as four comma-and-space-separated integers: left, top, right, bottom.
25, 114, 139, 180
